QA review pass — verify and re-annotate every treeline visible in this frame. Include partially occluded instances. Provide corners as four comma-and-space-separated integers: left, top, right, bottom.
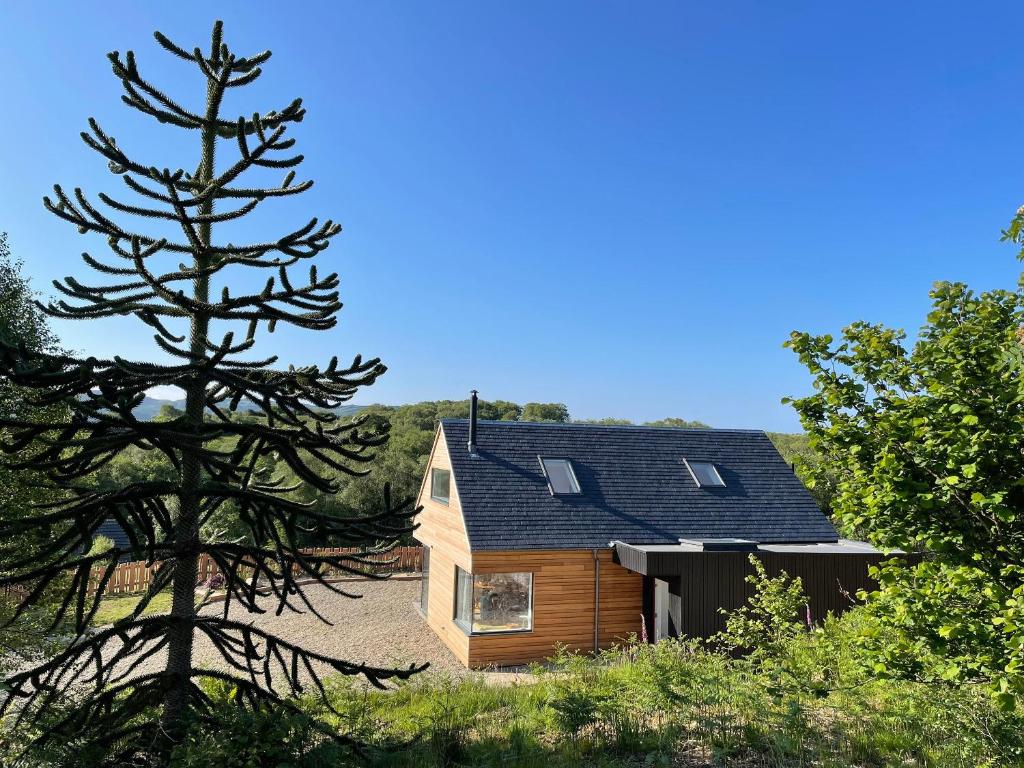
91, 399, 830, 545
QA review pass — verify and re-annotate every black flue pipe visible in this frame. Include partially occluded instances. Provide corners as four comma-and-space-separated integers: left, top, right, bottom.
468, 390, 478, 454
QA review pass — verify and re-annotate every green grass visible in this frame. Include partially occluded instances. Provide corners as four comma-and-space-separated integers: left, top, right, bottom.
168, 632, 1024, 768
21, 569, 1024, 767
90, 590, 173, 625
15, 602, 1024, 766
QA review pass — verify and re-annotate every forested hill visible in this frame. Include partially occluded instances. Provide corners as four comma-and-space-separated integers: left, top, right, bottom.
100, 397, 829, 543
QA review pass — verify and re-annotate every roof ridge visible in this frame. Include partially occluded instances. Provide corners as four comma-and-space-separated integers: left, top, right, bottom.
439, 418, 766, 434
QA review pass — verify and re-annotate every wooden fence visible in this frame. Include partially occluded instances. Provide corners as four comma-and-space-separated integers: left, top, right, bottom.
86, 545, 424, 598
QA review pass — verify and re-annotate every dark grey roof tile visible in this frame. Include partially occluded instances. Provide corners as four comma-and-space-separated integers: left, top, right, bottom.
441, 420, 837, 550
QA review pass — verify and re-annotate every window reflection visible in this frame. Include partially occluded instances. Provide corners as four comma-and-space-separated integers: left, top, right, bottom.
454, 568, 532, 633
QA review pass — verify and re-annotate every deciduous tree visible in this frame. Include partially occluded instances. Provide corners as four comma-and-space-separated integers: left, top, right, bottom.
521, 402, 570, 423
785, 261, 1024, 707
0, 233, 69, 673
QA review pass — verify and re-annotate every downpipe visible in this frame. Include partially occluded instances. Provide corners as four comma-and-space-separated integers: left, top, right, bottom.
592, 548, 601, 653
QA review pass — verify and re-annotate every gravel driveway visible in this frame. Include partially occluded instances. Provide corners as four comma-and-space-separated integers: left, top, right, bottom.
113, 577, 471, 688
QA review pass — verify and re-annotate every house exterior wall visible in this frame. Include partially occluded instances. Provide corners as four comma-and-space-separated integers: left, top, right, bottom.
467, 549, 642, 668
413, 426, 472, 665
652, 551, 885, 639
415, 426, 644, 669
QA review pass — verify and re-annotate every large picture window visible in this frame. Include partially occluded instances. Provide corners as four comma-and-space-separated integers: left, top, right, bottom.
454, 567, 533, 633
430, 468, 450, 504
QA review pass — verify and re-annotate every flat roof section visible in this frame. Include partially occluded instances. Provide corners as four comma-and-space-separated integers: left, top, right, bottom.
612, 539, 889, 576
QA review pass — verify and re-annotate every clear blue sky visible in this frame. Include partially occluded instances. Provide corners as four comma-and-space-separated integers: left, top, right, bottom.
2, 2, 1022, 431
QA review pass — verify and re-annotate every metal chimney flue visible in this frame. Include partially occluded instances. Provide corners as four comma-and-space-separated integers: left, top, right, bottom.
468, 390, 479, 454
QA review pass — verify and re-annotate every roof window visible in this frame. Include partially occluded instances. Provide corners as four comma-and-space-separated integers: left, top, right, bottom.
684, 459, 725, 488
539, 457, 581, 495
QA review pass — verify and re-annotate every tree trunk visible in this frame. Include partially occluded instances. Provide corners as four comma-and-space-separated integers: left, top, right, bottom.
158, 68, 223, 746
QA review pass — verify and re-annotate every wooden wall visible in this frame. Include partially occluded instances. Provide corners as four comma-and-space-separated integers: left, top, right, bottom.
413, 426, 472, 665
468, 549, 642, 668
663, 551, 885, 639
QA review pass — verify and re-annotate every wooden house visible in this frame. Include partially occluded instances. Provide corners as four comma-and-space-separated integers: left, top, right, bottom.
413, 394, 886, 668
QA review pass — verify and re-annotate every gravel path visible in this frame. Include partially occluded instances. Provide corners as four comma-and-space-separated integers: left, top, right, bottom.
114, 577, 472, 688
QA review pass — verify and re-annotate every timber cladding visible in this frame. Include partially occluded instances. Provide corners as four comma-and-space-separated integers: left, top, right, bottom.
415, 427, 643, 668
658, 551, 886, 639
414, 429, 472, 665
468, 550, 642, 668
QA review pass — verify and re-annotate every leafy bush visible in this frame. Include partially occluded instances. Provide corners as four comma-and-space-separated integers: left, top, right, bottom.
711, 555, 810, 669
85, 534, 115, 558
786, 272, 1024, 707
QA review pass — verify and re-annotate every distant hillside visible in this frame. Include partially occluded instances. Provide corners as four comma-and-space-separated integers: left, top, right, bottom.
134, 396, 365, 421
91, 397, 836, 552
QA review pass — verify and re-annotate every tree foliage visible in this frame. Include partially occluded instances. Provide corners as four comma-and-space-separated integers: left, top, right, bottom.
643, 417, 710, 429
712, 555, 809, 670
0, 23, 419, 761
765, 431, 837, 515
785, 272, 1024, 708
521, 402, 570, 423
0, 233, 70, 672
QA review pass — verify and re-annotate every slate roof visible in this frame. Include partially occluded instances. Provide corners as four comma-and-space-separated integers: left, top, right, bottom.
440, 419, 838, 551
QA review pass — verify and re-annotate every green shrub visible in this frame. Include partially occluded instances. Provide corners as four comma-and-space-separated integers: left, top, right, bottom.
85, 534, 115, 558
167, 681, 345, 768
82, 617, 1020, 768
711, 554, 810, 669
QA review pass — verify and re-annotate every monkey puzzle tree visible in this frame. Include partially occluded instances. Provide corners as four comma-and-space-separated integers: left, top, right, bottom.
0, 22, 419, 760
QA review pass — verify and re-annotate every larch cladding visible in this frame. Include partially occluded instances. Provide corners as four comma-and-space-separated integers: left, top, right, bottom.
468, 549, 642, 667
414, 426, 643, 668
413, 427, 471, 665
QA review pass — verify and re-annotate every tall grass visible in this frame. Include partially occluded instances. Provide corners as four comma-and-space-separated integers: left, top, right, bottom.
163, 619, 1024, 767
10, 570, 1023, 767
12, 617, 1023, 766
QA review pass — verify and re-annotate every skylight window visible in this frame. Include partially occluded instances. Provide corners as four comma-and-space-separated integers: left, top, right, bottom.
539, 457, 581, 495
684, 459, 725, 488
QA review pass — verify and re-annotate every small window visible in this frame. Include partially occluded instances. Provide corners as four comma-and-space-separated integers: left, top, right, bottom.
430, 468, 450, 504
454, 566, 533, 634
685, 459, 725, 487
539, 457, 581, 495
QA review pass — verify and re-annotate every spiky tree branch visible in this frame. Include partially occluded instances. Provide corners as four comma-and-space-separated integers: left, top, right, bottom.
0, 21, 421, 762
